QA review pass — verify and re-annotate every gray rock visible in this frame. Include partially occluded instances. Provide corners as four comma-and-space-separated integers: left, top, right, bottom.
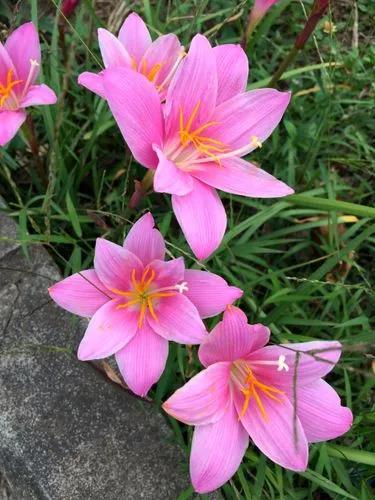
0, 212, 190, 499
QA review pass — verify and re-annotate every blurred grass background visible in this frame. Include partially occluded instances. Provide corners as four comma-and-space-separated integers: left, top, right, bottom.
0, 0, 374, 498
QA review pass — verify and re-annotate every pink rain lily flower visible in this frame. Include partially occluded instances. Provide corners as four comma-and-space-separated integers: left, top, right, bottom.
102, 34, 294, 260
163, 306, 353, 493
78, 12, 183, 100
0, 22, 57, 146
251, 0, 280, 25
48, 213, 242, 397
244, 1, 281, 44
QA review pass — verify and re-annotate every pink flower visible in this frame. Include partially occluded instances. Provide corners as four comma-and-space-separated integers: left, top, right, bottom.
48, 213, 242, 397
102, 34, 293, 260
251, 0, 280, 24
78, 12, 183, 100
163, 306, 353, 493
0, 22, 57, 146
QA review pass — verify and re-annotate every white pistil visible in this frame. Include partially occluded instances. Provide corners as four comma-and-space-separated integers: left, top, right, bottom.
189, 135, 263, 165
157, 50, 186, 93
21, 59, 40, 98
277, 355, 289, 372
250, 355, 289, 372
175, 281, 188, 293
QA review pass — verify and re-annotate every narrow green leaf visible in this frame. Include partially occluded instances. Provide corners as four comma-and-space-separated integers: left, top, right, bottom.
65, 193, 82, 238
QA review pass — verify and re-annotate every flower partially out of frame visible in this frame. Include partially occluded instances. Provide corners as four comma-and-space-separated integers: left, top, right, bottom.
246, 0, 281, 37
48, 213, 242, 397
78, 12, 184, 100
163, 306, 353, 493
102, 34, 293, 260
0, 22, 57, 146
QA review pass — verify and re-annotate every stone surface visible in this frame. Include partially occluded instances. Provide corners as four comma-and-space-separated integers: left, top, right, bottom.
0, 213, 190, 499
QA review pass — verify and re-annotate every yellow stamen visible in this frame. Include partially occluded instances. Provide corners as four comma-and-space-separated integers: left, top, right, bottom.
111, 267, 186, 328
138, 300, 148, 328
140, 58, 163, 83
179, 101, 230, 165
0, 69, 22, 108
147, 297, 158, 321
232, 362, 284, 421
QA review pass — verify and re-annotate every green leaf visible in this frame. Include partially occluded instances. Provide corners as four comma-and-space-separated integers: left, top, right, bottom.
326, 445, 375, 466
65, 193, 82, 238
300, 469, 357, 499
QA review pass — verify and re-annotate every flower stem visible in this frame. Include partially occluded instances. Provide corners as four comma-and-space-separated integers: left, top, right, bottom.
241, 13, 257, 49
22, 115, 48, 188
128, 169, 155, 209
268, 0, 329, 88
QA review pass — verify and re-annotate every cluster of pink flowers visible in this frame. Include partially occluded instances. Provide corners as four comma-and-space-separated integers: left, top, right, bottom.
2, 13, 352, 495
0, 23, 56, 145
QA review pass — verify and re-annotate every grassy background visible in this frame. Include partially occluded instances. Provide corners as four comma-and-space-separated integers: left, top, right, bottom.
1, 0, 374, 498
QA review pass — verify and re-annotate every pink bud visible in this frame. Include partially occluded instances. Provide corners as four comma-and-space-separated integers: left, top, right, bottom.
61, 0, 80, 17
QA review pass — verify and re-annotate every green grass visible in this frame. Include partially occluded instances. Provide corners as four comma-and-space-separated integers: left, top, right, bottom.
1, 0, 374, 498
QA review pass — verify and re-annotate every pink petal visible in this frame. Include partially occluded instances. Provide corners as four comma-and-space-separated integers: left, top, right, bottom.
5, 22, 41, 84
21, 84, 57, 107
147, 293, 207, 344
150, 258, 185, 288
184, 269, 242, 319
190, 404, 249, 494
94, 238, 143, 291
289, 379, 353, 443
193, 157, 294, 197
103, 67, 164, 168
48, 269, 111, 318
252, 0, 280, 20
0, 41, 15, 84
98, 28, 133, 68
77, 300, 138, 360
199, 306, 256, 367
139, 34, 181, 87
172, 178, 226, 260
234, 389, 308, 471
123, 212, 166, 265
78, 71, 106, 99
163, 362, 231, 425
250, 323, 271, 351
211, 89, 291, 153
0, 110, 26, 146
118, 12, 152, 65
248, 341, 342, 388
153, 146, 194, 195
165, 34, 217, 137
115, 323, 168, 397
214, 44, 249, 105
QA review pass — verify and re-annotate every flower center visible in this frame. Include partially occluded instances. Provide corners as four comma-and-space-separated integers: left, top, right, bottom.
231, 360, 285, 421
140, 59, 163, 83
178, 101, 229, 164
165, 101, 263, 170
110, 266, 188, 328
0, 69, 22, 109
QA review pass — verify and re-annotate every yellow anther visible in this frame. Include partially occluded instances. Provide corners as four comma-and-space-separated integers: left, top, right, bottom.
140, 58, 163, 83
250, 136, 262, 149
